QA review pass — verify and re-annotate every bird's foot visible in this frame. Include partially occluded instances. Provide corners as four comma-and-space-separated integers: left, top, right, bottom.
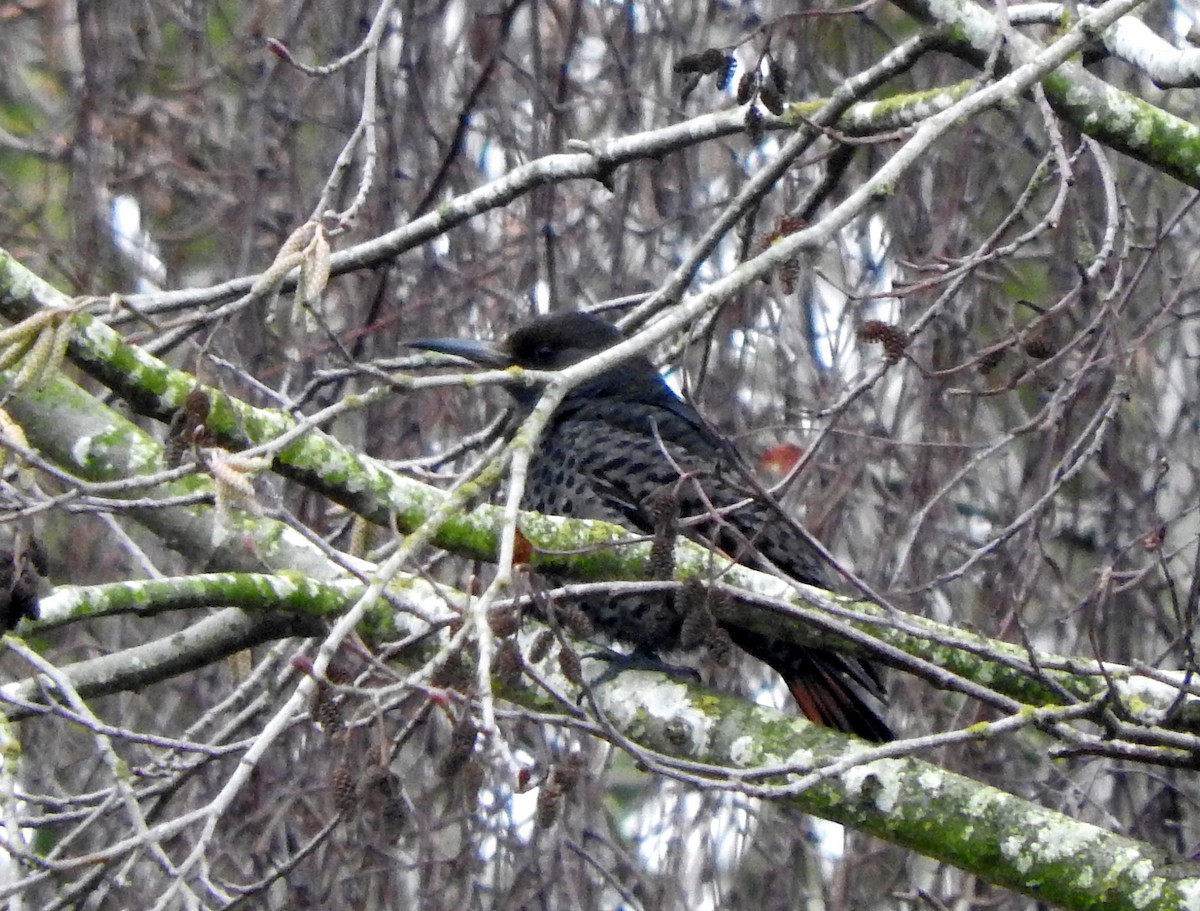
582, 646, 701, 689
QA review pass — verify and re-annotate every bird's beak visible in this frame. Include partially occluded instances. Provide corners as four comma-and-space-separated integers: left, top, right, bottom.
406, 337, 513, 369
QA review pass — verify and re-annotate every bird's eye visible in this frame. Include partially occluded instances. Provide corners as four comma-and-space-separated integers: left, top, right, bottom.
533, 344, 556, 365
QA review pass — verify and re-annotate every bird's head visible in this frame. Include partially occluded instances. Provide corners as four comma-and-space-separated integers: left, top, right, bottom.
408, 310, 667, 404
408, 310, 618, 369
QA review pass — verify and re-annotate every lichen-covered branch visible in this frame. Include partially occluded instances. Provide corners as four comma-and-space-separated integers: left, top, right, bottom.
1, 248, 1196, 742
582, 672, 1199, 911
889, 0, 1200, 187
7, 568, 1196, 911
3, 607, 321, 716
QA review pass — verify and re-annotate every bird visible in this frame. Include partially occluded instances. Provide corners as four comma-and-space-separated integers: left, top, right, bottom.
0, 532, 46, 631
409, 310, 891, 741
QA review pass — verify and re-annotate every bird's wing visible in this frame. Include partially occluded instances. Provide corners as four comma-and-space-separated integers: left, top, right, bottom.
541, 396, 891, 740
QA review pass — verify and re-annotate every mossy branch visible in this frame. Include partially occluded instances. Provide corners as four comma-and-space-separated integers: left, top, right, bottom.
580, 673, 1200, 911
0, 249, 1195, 743
8, 569, 1199, 911
890, 0, 1200, 187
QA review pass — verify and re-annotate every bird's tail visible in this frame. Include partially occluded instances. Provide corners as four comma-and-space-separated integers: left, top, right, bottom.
710, 516, 892, 739
786, 665, 893, 743
728, 627, 893, 742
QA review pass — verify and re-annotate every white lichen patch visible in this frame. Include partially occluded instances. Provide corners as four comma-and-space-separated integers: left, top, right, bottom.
318, 446, 360, 487
998, 818, 1152, 892
1103, 87, 1143, 137
1175, 877, 1200, 911
599, 673, 713, 754
1108, 850, 1160, 906
33, 586, 82, 622
1029, 820, 1099, 864
590, 673, 649, 728
917, 768, 944, 793
740, 572, 795, 603
847, 99, 881, 123
261, 574, 300, 600
783, 744, 815, 770
70, 435, 95, 470
728, 734, 759, 766
911, 90, 960, 119
1116, 674, 1186, 725
79, 318, 120, 358
125, 433, 163, 472
125, 579, 152, 598
1001, 834, 1035, 874
843, 759, 903, 814
929, 0, 997, 47
964, 787, 1003, 818
1130, 868, 1164, 909
515, 512, 559, 540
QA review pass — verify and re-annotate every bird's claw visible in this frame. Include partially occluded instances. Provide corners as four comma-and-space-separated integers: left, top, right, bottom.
582, 647, 702, 690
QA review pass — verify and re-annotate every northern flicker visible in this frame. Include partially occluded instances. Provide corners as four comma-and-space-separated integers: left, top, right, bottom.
410, 310, 891, 741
